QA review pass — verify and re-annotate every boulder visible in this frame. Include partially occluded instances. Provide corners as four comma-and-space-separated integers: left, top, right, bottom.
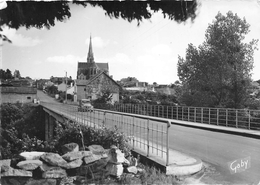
19, 151, 45, 160
42, 167, 67, 179
25, 178, 57, 185
40, 153, 67, 167
125, 166, 138, 174
62, 143, 79, 154
63, 158, 83, 169
17, 160, 43, 171
77, 159, 107, 175
107, 147, 125, 164
62, 151, 92, 162
106, 163, 123, 177
87, 145, 105, 155
0, 159, 11, 172
0, 159, 11, 167
1, 167, 32, 177
1, 165, 10, 173
83, 154, 101, 165
1, 177, 30, 185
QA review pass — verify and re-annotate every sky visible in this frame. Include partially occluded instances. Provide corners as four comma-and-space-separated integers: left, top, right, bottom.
1, 0, 260, 84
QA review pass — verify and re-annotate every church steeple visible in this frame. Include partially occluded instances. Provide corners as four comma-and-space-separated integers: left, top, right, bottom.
87, 35, 94, 63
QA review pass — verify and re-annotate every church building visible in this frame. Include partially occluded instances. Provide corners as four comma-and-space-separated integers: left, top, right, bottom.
75, 36, 121, 103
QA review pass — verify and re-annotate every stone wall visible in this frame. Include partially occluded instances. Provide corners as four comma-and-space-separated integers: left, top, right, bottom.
0, 143, 141, 185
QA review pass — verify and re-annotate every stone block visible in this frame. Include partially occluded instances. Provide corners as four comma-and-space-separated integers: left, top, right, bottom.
42, 167, 67, 179
83, 154, 101, 165
19, 151, 45, 160
17, 160, 43, 171
63, 158, 83, 169
87, 145, 105, 155
62, 151, 92, 162
40, 153, 67, 167
25, 178, 57, 185
107, 147, 125, 164
1, 167, 32, 177
125, 166, 138, 174
106, 163, 123, 177
62, 143, 79, 154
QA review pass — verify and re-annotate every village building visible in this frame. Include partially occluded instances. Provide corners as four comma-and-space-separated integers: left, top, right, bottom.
75, 36, 121, 103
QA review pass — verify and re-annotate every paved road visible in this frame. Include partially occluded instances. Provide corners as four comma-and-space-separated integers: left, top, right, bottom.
169, 124, 260, 184
39, 91, 260, 184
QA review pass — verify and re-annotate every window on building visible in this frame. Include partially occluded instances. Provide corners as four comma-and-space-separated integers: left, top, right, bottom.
27, 96, 31, 100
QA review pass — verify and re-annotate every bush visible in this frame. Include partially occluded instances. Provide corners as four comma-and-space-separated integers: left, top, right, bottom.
53, 121, 131, 156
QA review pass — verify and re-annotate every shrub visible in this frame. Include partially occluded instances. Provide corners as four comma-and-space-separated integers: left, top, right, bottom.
53, 121, 131, 156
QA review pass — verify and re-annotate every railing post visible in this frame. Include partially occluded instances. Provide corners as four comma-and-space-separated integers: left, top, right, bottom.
176, 106, 178, 120
166, 121, 170, 166
217, 108, 219, 126
236, 110, 238, 128
182, 107, 184, 120
209, 108, 211, 125
194, 107, 196, 122
132, 117, 135, 150
147, 119, 150, 157
188, 107, 190, 121
103, 111, 106, 127
226, 109, 228, 127
248, 110, 251, 130
201, 108, 203, 123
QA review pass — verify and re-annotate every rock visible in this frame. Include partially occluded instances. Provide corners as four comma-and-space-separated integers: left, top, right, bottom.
25, 178, 57, 185
0, 160, 11, 172
1, 165, 10, 172
1, 167, 32, 177
62, 143, 79, 154
127, 156, 138, 166
40, 153, 67, 167
77, 158, 107, 175
122, 158, 130, 167
1, 177, 30, 185
38, 163, 53, 172
19, 151, 45, 160
107, 147, 125, 164
17, 160, 43, 171
137, 167, 144, 173
62, 151, 92, 162
0, 159, 11, 167
63, 158, 83, 169
42, 166, 67, 179
87, 145, 105, 155
106, 163, 123, 177
59, 176, 77, 185
126, 166, 138, 174
83, 154, 101, 165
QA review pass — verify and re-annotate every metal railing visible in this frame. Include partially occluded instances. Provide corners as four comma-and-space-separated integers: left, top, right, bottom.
94, 103, 260, 130
41, 102, 171, 166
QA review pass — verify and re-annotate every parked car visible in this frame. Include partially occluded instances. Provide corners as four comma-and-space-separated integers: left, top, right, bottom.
78, 98, 94, 112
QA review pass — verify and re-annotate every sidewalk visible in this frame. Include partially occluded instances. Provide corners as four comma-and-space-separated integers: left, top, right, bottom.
129, 137, 203, 176
171, 119, 260, 138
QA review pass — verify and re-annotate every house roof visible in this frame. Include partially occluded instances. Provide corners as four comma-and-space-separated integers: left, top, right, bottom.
78, 62, 108, 72
0, 87, 37, 94
76, 71, 121, 89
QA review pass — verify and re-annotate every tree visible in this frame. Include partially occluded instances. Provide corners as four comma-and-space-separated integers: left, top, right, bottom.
177, 11, 258, 108
13, 70, 21, 79
1, 1, 199, 42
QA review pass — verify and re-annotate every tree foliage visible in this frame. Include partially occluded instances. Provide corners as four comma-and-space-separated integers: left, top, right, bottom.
0, 1, 198, 42
0, 69, 13, 80
177, 11, 258, 108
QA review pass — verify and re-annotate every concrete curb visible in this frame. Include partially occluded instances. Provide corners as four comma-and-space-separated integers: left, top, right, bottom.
166, 156, 203, 176
129, 138, 203, 176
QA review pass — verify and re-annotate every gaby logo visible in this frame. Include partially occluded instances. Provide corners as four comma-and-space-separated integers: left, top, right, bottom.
228, 157, 251, 174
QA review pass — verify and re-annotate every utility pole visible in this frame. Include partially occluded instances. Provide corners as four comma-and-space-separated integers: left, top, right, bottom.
65, 71, 67, 103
